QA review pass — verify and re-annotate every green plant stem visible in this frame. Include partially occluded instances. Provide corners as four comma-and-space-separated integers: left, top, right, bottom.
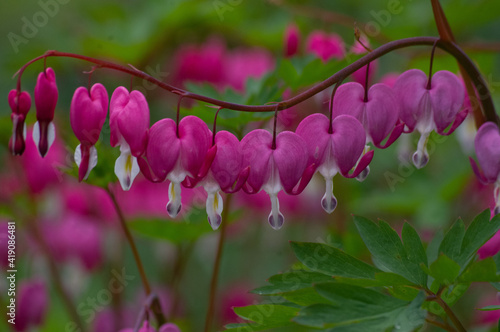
433, 297, 467, 332
106, 186, 166, 326
14, 37, 497, 125
425, 318, 456, 332
204, 194, 233, 332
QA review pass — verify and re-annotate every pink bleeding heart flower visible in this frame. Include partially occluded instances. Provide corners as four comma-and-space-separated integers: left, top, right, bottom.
146, 116, 211, 217
241, 129, 312, 229
8, 89, 31, 155
470, 122, 500, 213
70, 83, 109, 182
394, 69, 466, 168
193, 130, 248, 230
333, 82, 403, 149
110, 87, 150, 191
15, 279, 49, 332
33, 67, 58, 157
306, 30, 345, 62
296, 114, 373, 213
284, 24, 300, 57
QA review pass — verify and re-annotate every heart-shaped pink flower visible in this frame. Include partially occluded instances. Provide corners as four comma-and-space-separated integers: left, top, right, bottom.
8, 89, 31, 156
70, 83, 109, 181
394, 69, 466, 168
296, 114, 373, 213
110, 87, 150, 191
241, 129, 310, 229
332, 82, 402, 149
33, 67, 58, 157
146, 116, 211, 217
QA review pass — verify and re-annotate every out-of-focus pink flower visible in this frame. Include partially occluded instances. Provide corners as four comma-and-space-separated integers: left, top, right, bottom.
43, 213, 102, 271
120, 322, 181, 332
34, 67, 58, 157
174, 39, 226, 87
93, 308, 136, 332
19, 127, 67, 194
0, 221, 10, 267
284, 24, 300, 57
479, 230, 500, 259
15, 279, 48, 332
220, 284, 255, 324
379, 72, 399, 88
306, 31, 345, 62
158, 323, 181, 332
62, 182, 117, 224
225, 48, 274, 91
173, 38, 274, 92
475, 292, 500, 326
8, 89, 31, 155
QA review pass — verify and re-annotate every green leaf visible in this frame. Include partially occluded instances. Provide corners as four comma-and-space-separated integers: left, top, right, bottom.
439, 210, 500, 267
336, 272, 415, 287
251, 270, 333, 295
477, 305, 500, 311
282, 287, 332, 306
224, 305, 299, 331
427, 254, 461, 285
353, 217, 427, 286
293, 283, 425, 330
290, 242, 381, 279
459, 258, 500, 283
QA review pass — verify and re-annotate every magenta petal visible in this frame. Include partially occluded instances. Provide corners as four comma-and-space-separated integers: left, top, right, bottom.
224, 166, 250, 193
70, 84, 109, 146
290, 163, 317, 195
198, 145, 218, 179
330, 115, 366, 175
295, 113, 331, 165
474, 122, 500, 183
34, 67, 58, 122
241, 129, 273, 192
365, 83, 399, 146
211, 131, 242, 190
138, 156, 164, 183
438, 108, 468, 136
147, 119, 180, 180
332, 82, 365, 122
274, 131, 308, 193
393, 69, 428, 132
376, 122, 404, 149
469, 157, 489, 184
342, 150, 374, 178
111, 87, 150, 156
430, 71, 465, 133
9, 89, 32, 116
178, 116, 212, 177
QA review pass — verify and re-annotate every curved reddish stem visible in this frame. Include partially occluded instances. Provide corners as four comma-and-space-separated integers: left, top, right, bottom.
13, 38, 498, 124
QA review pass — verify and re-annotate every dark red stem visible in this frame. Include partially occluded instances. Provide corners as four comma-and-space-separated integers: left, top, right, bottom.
13, 37, 498, 125
328, 80, 343, 134
426, 39, 440, 90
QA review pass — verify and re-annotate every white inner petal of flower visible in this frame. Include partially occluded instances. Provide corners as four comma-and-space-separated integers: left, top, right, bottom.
166, 182, 182, 218
206, 190, 224, 230
32, 121, 56, 156
114, 142, 140, 191
416, 92, 436, 135
74, 144, 98, 180
268, 193, 284, 230
318, 139, 338, 179
321, 177, 338, 214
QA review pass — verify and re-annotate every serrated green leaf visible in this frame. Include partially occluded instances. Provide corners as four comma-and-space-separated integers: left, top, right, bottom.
293, 283, 424, 330
281, 287, 332, 306
290, 242, 381, 279
427, 255, 461, 285
224, 305, 299, 331
459, 257, 500, 283
439, 210, 500, 268
336, 272, 414, 287
251, 270, 333, 295
353, 216, 427, 286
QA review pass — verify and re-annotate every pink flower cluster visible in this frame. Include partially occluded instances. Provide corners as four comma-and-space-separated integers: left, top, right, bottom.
9, 58, 468, 231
